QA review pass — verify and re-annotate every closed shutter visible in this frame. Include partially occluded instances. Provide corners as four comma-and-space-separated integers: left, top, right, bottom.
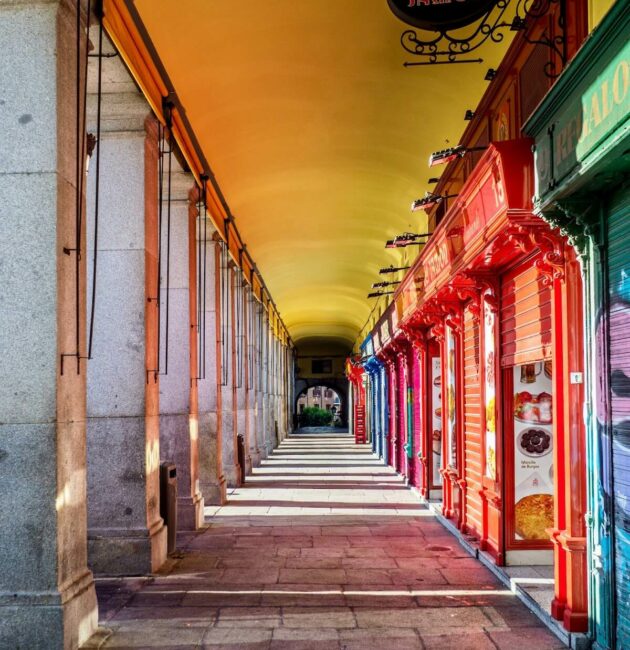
463, 306, 483, 536
501, 256, 553, 367
607, 186, 630, 649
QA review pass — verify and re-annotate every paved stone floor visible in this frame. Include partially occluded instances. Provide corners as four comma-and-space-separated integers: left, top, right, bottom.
87, 435, 565, 649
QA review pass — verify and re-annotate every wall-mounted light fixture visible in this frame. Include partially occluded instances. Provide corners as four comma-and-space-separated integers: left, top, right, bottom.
385, 231, 431, 248
428, 177, 440, 184
484, 68, 496, 81
372, 280, 400, 289
411, 193, 458, 212
379, 265, 410, 275
368, 291, 395, 298
428, 145, 486, 167
464, 110, 475, 120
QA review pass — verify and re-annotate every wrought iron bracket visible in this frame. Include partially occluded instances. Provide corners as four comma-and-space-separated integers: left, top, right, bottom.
400, 0, 566, 77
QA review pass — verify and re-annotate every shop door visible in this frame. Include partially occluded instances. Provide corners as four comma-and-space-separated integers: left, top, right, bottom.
607, 186, 630, 648
501, 258, 554, 560
428, 340, 443, 498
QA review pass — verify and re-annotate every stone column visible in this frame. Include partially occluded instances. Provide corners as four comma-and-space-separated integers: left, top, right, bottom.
198, 236, 226, 505
0, 1, 98, 646
255, 303, 268, 459
246, 290, 261, 468
158, 171, 204, 530
85, 92, 166, 573
234, 275, 251, 476
220, 259, 238, 487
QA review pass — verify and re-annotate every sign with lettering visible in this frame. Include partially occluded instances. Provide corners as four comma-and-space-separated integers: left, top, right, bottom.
530, 36, 630, 202
387, 0, 497, 31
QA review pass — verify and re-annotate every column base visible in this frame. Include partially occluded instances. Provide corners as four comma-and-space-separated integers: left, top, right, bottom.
0, 570, 97, 650
563, 607, 588, 633
250, 448, 262, 468
551, 597, 566, 621
200, 475, 227, 506
88, 519, 167, 576
177, 493, 205, 530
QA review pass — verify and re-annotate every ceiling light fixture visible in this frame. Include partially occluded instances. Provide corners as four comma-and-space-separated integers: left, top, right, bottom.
411, 193, 458, 212
428, 145, 486, 167
379, 265, 410, 275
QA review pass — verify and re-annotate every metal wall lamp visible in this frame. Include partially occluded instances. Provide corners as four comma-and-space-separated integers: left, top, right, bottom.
379, 265, 410, 275
386, 231, 431, 249
428, 145, 486, 167
368, 291, 395, 298
372, 280, 400, 289
411, 193, 458, 212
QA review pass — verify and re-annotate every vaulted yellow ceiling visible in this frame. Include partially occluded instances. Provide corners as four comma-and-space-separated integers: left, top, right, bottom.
133, 0, 514, 347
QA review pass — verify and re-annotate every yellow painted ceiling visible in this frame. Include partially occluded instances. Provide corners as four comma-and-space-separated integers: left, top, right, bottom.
133, 0, 514, 347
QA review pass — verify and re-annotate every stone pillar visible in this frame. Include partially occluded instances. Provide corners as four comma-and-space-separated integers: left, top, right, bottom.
255, 303, 268, 459
246, 290, 261, 468
220, 259, 238, 487
0, 1, 98, 646
158, 171, 204, 530
234, 275, 251, 476
85, 91, 166, 574
198, 236, 226, 505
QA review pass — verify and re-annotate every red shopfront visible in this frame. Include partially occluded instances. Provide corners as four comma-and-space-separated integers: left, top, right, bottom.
393, 139, 588, 631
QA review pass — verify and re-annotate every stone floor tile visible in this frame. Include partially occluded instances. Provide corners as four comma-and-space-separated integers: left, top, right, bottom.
201, 626, 273, 648
338, 627, 423, 650
420, 631, 496, 649
271, 628, 340, 649
341, 557, 397, 569
281, 606, 356, 628
354, 606, 489, 629
342, 569, 394, 585
488, 628, 566, 649
216, 606, 282, 628
280, 568, 347, 584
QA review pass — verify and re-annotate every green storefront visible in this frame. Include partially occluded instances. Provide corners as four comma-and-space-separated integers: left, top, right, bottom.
524, 2, 630, 648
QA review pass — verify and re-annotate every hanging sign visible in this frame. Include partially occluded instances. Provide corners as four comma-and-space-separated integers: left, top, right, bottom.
387, 0, 498, 31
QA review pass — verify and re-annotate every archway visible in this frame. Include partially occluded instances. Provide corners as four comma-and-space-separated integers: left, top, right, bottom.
294, 378, 349, 429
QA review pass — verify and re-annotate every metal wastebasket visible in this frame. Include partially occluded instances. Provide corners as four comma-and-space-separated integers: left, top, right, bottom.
160, 463, 177, 555
237, 434, 246, 485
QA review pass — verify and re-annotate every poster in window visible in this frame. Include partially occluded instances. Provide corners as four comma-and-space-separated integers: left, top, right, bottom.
484, 303, 497, 480
431, 356, 443, 486
445, 327, 457, 468
513, 361, 554, 541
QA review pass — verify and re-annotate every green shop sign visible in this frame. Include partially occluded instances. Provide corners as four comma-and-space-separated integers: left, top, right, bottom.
525, 3, 630, 207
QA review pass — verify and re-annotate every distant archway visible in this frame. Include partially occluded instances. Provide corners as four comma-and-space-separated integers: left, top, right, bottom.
294, 378, 349, 428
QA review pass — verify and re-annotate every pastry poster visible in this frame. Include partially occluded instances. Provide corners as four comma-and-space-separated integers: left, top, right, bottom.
484, 303, 497, 480
445, 328, 457, 468
431, 356, 443, 486
513, 361, 554, 541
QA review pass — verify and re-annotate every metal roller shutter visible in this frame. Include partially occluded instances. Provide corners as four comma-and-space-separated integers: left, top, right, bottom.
463, 306, 483, 536
501, 256, 553, 367
607, 185, 630, 649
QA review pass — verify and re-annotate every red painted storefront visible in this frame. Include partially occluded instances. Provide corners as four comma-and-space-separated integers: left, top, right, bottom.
357, 139, 588, 633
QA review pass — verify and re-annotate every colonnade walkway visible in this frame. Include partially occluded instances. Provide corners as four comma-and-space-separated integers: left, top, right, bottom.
86, 435, 564, 649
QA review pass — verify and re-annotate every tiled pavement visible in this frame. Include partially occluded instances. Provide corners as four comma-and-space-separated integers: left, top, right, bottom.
87, 435, 565, 649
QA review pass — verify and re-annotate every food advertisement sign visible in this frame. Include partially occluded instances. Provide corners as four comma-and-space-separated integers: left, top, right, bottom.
484, 303, 497, 480
445, 328, 457, 468
431, 357, 443, 486
513, 361, 554, 541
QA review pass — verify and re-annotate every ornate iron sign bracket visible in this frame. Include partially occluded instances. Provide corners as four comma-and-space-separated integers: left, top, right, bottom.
397, 0, 566, 77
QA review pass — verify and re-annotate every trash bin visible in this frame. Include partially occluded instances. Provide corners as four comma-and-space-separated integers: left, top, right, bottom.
237, 434, 246, 485
160, 463, 177, 555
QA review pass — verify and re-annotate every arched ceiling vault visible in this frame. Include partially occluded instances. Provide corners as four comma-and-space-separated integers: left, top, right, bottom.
132, 0, 515, 348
